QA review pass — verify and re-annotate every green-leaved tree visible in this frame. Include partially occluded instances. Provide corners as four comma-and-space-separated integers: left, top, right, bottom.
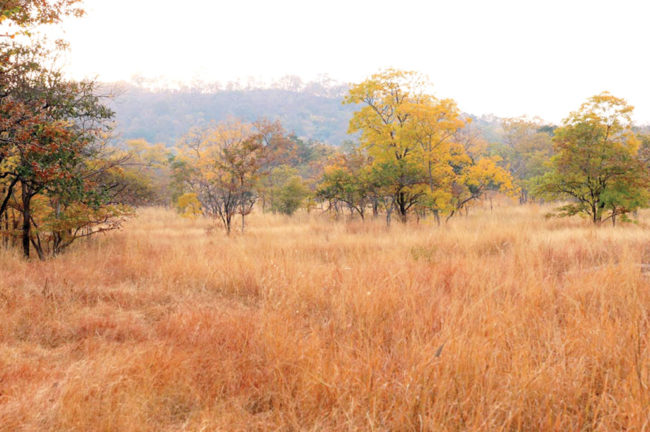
536, 92, 649, 225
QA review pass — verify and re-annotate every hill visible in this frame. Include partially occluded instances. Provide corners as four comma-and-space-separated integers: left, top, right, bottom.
107, 82, 357, 146
106, 82, 512, 147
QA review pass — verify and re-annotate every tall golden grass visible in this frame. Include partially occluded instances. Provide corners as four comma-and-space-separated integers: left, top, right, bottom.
1, 203, 649, 431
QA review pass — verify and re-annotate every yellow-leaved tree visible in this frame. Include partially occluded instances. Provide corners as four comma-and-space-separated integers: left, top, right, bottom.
177, 119, 264, 234
405, 95, 467, 224
175, 192, 202, 219
340, 69, 515, 224
345, 69, 440, 222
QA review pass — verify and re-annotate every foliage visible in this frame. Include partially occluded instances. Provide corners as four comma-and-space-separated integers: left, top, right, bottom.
29, 196, 132, 256
0, 0, 133, 258
447, 156, 516, 219
338, 69, 516, 224
175, 192, 202, 219
112, 139, 175, 206
535, 92, 649, 224
317, 148, 375, 219
108, 83, 356, 147
344, 69, 432, 221
177, 119, 265, 234
1, 0, 83, 37
272, 174, 309, 216
496, 117, 554, 203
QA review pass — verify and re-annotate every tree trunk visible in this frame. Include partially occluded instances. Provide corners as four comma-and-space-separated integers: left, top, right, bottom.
0, 182, 16, 221
591, 201, 602, 224
30, 234, 45, 260
2, 209, 7, 250
519, 189, 528, 205
21, 183, 31, 258
241, 212, 245, 234
224, 212, 232, 235
11, 211, 18, 248
445, 210, 456, 223
433, 209, 441, 227
398, 199, 407, 223
397, 192, 408, 223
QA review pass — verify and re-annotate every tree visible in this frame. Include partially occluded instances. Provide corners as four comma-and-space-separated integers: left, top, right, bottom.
317, 148, 374, 219
1, 76, 130, 258
175, 192, 202, 219
498, 117, 554, 203
114, 139, 174, 206
536, 92, 649, 224
1, 42, 49, 223
1, 2, 134, 258
447, 156, 515, 220
179, 119, 264, 234
442, 122, 515, 217
344, 69, 434, 222
253, 119, 297, 212
406, 96, 466, 223
341, 69, 516, 224
273, 175, 309, 216
261, 165, 304, 215
1, 0, 83, 37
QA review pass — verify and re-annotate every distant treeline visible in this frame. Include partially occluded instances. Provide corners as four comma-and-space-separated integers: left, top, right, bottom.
106, 79, 357, 146
105, 80, 521, 148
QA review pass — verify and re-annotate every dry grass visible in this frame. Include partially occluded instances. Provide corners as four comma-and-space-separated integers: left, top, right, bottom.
1, 202, 650, 431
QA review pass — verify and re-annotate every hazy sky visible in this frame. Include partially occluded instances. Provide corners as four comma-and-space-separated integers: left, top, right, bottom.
48, 0, 650, 124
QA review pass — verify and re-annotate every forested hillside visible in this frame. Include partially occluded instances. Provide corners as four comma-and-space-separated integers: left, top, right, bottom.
107, 82, 521, 147
108, 82, 358, 146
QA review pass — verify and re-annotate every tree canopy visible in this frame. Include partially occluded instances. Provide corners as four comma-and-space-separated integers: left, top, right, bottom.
536, 92, 649, 224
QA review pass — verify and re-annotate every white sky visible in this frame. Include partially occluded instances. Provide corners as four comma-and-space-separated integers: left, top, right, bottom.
47, 0, 650, 124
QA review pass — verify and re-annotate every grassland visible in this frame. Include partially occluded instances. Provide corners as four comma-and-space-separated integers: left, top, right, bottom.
1, 203, 650, 431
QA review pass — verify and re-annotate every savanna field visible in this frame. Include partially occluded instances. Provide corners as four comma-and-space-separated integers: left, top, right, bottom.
1, 203, 649, 431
